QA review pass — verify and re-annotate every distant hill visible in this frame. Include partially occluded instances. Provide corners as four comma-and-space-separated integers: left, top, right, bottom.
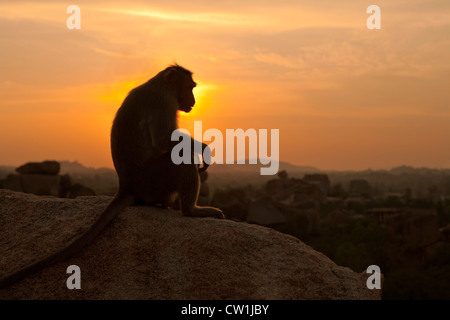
59, 161, 115, 175
2, 160, 449, 195
0, 161, 116, 177
208, 160, 318, 174
53, 160, 319, 191
57, 161, 117, 195
206, 160, 319, 189
389, 165, 450, 175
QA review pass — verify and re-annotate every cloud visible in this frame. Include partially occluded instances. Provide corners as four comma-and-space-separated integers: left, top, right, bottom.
253, 52, 303, 69
92, 48, 131, 58
96, 8, 242, 25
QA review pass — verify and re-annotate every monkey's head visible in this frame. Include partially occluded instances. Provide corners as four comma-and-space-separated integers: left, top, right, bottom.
164, 65, 197, 113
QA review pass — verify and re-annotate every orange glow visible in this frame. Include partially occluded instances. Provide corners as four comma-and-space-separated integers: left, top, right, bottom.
96, 80, 143, 103
0, 1, 449, 170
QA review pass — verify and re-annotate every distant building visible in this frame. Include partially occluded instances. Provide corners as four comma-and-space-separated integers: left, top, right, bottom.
364, 208, 401, 223
364, 208, 439, 247
266, 174, 325, 204
303, 174, 330, 196
247, 197, 287, 227
349, 179, 371, 197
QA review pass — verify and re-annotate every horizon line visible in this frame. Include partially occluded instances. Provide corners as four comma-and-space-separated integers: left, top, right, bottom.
1, 160, 450, 173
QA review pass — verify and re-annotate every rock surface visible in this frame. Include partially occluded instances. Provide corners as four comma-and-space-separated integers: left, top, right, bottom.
0, 189, 381, 300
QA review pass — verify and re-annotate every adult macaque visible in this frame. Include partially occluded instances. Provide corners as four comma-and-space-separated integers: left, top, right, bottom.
0, 65, 223, 288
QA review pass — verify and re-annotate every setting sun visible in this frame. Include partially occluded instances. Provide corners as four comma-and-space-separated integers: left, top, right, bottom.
180, 82, 218, 118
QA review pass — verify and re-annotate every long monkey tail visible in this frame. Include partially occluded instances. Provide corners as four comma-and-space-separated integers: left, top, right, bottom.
0, 191, 135, 289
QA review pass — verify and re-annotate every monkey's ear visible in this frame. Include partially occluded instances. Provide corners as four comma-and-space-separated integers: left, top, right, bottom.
164, 68, 178, 83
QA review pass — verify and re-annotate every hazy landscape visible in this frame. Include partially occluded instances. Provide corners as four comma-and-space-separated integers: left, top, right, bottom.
4, 160, 450, 197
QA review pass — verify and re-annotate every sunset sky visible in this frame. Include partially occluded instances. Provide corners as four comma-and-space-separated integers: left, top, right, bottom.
1, 0, 449, 171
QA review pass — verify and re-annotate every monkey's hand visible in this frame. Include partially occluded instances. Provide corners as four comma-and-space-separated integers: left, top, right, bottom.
198, 143, 212, 173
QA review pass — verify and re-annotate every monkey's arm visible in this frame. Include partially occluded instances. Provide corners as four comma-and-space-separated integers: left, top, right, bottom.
198, 141, 211, 173
169, 131, 212, 172
148, 122, 211, 172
